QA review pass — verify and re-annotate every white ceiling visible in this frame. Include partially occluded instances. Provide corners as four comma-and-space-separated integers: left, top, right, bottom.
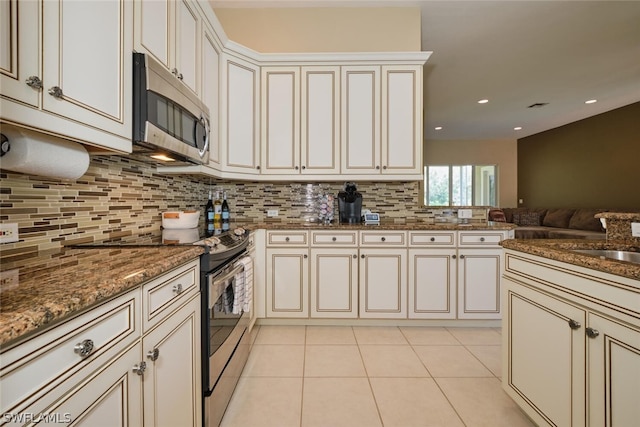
212, 0, 640, 141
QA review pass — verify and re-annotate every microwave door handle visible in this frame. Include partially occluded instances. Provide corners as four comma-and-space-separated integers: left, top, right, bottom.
198, 114, 210, 158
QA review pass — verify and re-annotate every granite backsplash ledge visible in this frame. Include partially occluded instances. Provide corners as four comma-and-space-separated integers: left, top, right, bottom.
1, 155, 434, 257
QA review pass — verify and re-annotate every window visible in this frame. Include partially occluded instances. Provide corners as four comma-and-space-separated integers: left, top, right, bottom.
424, 165, 497, 206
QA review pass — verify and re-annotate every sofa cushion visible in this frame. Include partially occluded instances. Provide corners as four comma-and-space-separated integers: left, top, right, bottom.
514, 227, 551, 239
513, 211, 542, 226
542, 209, 575, 228
547, 229, 605, 240
568, 209, 606, 232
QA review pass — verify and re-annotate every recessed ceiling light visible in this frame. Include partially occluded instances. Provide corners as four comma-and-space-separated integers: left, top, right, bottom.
514, 127, 522, 131
435, 126, 443, 130
477, 99, 489, 104
585, 99, 597, 104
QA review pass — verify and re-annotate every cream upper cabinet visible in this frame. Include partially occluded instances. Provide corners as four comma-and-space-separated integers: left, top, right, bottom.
1, 0, 132, 153
134, 0, 200, 96
301, 66, 341, 175
220, 53, 261, 175
0, 0, 40, 107
341, 65, 381, 175
381, 65, 423, 175
202, 20, 221, 169
261, 67, 300, 174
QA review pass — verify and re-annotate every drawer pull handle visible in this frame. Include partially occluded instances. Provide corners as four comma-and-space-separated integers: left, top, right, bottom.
381, 237, 386, 242
480, 237, 486, 242
132, 361, 147, 376
173, 284, 183, 295
147, 348, 160, 361
430, 237, 435, 242
74, 339, 95, 359
568, 319, 581, 330
332, 237, 337, 242
586, 327, 600, 338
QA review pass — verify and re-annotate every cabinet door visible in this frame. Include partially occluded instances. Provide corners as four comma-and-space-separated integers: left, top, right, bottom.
221, 55, 260, 174
359, 249, 407, 319
266, 248, 309, 318
22, 343, 143, 427
503, 278, 586, 427
135, 0, 170, 69
310, 248, 358, 318
457, 248, 502, 319
202, 22, 220, 168
0, 0, 40, 107
261, 67, 300, 174
142, 295, 201, 427
381, 65, 422, 174
408, 249, 456, 319
301, 66, 340, 174
42, 0, 132, 142
341, 65, 380, 174
174, 0, 199, 95
588, 313, 640, 427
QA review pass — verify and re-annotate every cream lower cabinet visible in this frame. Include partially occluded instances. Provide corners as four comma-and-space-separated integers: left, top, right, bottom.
408, 248, 457, 319
266, 247, 309, 318
309, 231, 358, 318
503, 249, 640, 427
456, 248, 503, 319
142, 294, 201, 427
359, 248, 407, 319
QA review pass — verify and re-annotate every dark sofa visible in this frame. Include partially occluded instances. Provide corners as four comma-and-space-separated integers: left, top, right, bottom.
489, 208, 607, 239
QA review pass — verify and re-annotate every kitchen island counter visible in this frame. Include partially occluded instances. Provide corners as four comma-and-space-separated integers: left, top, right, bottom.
243, 220, 516, 231
0, 245, 204, 346
501, 238, 640, 281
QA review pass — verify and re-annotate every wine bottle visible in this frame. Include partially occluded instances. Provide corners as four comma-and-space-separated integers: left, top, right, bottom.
213, 191, 222, 231
221, 191, 230, 231
205, 191, 214, 233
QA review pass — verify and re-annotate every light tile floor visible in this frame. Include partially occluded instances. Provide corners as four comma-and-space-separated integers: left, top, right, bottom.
220, 325, 537, 427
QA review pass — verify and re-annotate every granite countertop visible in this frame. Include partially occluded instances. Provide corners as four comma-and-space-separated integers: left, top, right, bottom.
501, 239, 640, 281
243, 220, 516, 231
0, 246, 204, 347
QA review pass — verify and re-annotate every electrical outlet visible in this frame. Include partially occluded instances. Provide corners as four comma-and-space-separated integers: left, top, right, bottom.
267, 209, 278, 218
0, 223, 19, 243
632, 222, 640, 238
458, 209, 473, 219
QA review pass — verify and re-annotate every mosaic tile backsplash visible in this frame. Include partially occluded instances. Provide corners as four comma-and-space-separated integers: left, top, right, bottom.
1, 155, 431, 257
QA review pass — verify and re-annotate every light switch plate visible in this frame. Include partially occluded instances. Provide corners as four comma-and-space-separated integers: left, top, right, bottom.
631, 222, 640, 237
267, 210, 278, 218
458, 209, 473, 219
0, 223, 19, 243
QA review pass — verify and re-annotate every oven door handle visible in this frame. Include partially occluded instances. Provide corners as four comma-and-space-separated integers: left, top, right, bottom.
212, 262, 244, 286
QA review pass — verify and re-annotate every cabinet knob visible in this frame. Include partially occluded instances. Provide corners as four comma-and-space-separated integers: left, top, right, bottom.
295, 166, 299, 170
256, 165, 261, 170
376, 165, 380, 170
452, 255, 457, 259
48, 86, 63, 99
132, 361, 147, 376
353, 254, 357, 259
381, 237, 386, 242
430, 237, 436, 242
173, 283, 183, 295
361, 254, 365, 259
332, 237, 337, 241
480, 237, 486, 242
147, 348, 160, 361
74, 339, 95, 359
285, 237, 290, 242
171, 68, 179, 76
302, 165, 306, 170
177, 73, 184, 80
586, 327, 600, 338
303, 254, 308, 259
383, 165, 387, 170
459, 254, 465, 259
568, 319, 581, 330
25, 76, 43, 90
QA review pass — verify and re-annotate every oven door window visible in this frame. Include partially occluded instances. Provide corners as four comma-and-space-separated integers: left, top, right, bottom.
209, 280, 242, 358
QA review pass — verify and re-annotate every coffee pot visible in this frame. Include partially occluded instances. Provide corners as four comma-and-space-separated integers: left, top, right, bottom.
337, 182, 363, 223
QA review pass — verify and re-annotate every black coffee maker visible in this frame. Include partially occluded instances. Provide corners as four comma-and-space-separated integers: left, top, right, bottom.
338, 182, 363, 223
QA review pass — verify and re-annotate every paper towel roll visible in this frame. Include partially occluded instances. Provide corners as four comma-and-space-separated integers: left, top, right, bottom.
0, 127, 90, 179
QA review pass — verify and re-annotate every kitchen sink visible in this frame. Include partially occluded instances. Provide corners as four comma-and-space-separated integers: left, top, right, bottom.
573, 249, 640, 264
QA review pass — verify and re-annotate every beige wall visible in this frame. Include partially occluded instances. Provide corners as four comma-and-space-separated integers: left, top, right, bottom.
424, 139, 519, 207
517, 102, 640, 210
213, 7, 421, 52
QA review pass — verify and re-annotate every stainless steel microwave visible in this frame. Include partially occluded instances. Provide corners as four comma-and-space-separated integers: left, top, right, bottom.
132, 52, 210, 165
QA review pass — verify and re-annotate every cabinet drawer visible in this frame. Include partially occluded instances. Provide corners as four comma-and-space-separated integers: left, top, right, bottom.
311, 231, 358, 246
360, 231, 406, 246
143, 259, 199, 332
409, 231, 456, 247
458, 231, 505, 246
0, 290, 140, 415
266, 231, 309, 246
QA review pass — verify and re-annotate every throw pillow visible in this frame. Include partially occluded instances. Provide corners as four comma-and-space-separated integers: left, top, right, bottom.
543, 209, 576, 228
513, 211, 541, 226
488, 208, 506, 222
568, 209, 606, 232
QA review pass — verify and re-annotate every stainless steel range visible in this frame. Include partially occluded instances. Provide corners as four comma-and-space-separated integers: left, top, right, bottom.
72, 227, 252, 427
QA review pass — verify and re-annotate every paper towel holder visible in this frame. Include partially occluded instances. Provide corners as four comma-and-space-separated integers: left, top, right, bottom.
1, 133, 9, 157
